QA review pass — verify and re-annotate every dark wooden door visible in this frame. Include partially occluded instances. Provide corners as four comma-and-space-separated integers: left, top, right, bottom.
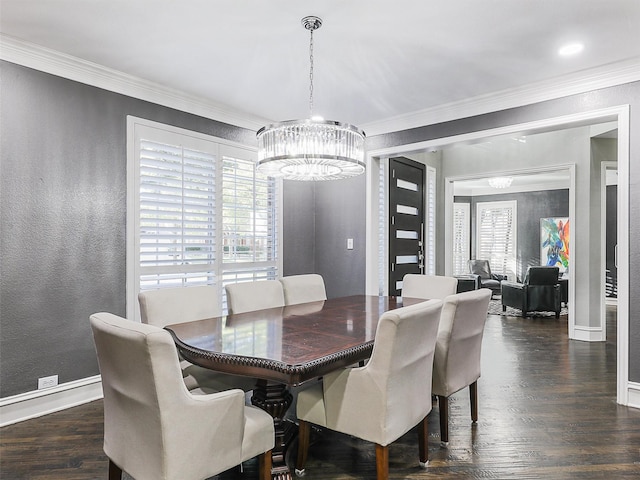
388, 157, 425, 296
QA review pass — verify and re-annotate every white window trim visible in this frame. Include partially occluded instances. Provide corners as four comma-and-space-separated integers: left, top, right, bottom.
126, 116, 282, 321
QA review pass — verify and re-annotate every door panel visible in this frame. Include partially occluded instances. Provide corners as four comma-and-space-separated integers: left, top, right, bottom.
389, 157, 425, 296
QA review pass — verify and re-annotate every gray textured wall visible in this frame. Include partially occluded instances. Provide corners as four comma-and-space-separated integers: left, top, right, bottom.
313, 175, 367, 299
456, 189, 570, 280
0, 61, 254, 397
367, 81, 640, 382
2, 60, 639, 397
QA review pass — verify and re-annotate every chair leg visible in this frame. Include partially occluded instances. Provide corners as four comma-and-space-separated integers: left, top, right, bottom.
418, 415, 429, 467
259, 450, 272, 480
295, 420, 310, 476
438, 395, 449, 444
375, 444, 389, 480
108, 459, 122, 480
470, 381, 478, 423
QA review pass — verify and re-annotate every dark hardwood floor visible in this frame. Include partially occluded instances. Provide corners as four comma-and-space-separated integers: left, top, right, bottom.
2, 305, 639, 479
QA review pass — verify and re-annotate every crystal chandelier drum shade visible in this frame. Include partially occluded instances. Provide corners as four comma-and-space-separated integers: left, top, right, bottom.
256, 16, 366, 181
256, 119, 366, 181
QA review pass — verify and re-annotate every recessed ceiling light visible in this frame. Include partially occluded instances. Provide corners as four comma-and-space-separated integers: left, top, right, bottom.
558, 42, 584, 56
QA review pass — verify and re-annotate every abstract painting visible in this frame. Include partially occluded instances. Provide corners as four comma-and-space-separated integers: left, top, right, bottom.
540, 217, 569, 273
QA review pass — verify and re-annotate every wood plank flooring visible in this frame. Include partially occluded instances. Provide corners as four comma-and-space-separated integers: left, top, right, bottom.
2, 306, 639, 479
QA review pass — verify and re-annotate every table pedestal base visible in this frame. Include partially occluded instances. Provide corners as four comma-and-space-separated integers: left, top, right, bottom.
252, 380, 295, 480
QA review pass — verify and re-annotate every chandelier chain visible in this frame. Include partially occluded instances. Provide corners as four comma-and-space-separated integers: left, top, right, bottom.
309, 27, 314, 117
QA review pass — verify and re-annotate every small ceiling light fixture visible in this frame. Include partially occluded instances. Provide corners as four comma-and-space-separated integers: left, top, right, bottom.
558, 42, 584, 56
488, 176, 513, 189
256, 16, 366, 181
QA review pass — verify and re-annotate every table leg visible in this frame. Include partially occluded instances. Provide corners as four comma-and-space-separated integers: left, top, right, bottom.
251, 379, 295, 480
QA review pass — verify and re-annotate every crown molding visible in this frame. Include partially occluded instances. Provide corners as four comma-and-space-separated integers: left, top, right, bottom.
0, 34, 270, 132
362, 57, 640, 136
3, 34, 639, 137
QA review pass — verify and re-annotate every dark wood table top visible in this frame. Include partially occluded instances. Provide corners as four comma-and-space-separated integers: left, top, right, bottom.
165, 295, 424, 385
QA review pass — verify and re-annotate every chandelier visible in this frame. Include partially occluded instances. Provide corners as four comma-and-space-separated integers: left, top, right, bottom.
488, 176, 513, 189
256, 16, 366, 181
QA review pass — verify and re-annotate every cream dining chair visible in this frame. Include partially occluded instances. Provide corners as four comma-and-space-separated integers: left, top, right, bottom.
225, 280, 285, 314
89, 312, 274, 480
402, 274, 458, 300
432, 288, 492, 444
279, 274, 327, 305
138, 286, 255, 392
295, 299, 444, 480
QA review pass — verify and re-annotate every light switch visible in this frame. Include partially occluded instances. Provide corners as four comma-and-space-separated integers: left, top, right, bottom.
347, 238, 354, 250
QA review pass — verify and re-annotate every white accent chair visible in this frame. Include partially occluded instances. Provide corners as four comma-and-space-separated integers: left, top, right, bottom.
295, 299, 444, 480
402, 274, 458, 300
279, 274, 327, 305
89, 312, 274, 480
225, 280, 285, 314
138, 286, 255, 392
432, 288, 492, 444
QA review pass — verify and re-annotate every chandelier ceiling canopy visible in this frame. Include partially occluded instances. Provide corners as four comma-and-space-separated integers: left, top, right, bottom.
256, 16, 366, 181
488, 176, 514, 189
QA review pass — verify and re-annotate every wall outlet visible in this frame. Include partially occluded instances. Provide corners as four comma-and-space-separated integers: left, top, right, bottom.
38, 375, 58, 390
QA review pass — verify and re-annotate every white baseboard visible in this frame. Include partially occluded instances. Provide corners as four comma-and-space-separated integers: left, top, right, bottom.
627, 382, 640, 409
0, 375, 103, 427
572, 325, 606, 342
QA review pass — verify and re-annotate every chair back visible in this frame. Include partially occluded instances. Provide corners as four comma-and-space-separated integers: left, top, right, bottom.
225, 280, 285, 314
325, 299, 443, 445
279, 274, 327, 305
90, 312, 191, 479
138, 286, 220, 327
523, 266, 559, 286
402, 274, 458, 300
432, 288, 492, 397
468, 259, 492, 279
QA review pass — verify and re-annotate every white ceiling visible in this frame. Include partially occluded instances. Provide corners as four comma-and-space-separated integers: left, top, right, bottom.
2, 0, 640, 134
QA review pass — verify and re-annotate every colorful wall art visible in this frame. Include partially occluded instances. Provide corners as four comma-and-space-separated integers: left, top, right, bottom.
540, 217, 569, 273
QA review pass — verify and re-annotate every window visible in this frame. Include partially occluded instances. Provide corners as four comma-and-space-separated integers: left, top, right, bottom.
424, 165, 436, 275
452, 202, 471, 275
127, 117, 280, 320
475, 200, 516, 279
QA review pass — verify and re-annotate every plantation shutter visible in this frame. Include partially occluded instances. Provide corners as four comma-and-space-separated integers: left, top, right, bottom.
221, 149, 278, 287
425, 166, 436, 275
127, 117, 280, 320
476, 200, 517, 277
139, 138, 217, 289
452, 202, 471, 275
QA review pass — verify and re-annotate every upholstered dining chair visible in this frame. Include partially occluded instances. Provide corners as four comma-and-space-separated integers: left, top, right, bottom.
402, 274, 458, 300
138, 286, 255, 393
89, 312, 274, 480
225, 280, 285, 314
279, 274, 327, 305
295, 299, 444, 480
432, 288, 492, 444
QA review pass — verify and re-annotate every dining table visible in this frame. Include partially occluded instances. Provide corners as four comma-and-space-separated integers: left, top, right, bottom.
165, 294, 425, 480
